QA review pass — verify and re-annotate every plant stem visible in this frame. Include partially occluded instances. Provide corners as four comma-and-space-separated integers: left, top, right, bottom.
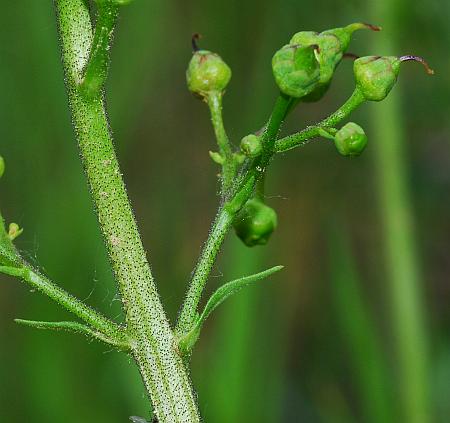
54, 1, 200, 421
274, 88, 365, 152
176, 94, 291, 336
176, 208, 234, 335
80, 2, 119, 97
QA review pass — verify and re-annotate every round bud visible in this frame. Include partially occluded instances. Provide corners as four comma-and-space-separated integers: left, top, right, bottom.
8, 223, 23, 241
240, 134, 262, 158
272, 44, 320, 98
334, 122, 368, 157
234, 198, 277, 247
353, 56, 400, 101
0, 156, 4, 179
186, 50, 231, 97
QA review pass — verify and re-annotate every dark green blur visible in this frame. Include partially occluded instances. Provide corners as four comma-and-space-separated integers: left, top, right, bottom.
0, 0, 449, 422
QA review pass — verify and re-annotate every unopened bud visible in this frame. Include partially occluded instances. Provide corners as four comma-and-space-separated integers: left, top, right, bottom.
240, 134, 262, 158
186, 37, 232, 98
8, 223, 23, 241
354, 55, 433, 102
290, 23, 380, 101
272, 44, 320, 98
234, 198, 277, 247
334, 122, 367, 157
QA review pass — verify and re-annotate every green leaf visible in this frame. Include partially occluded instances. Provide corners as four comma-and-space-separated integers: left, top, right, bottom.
178, 265, 283, 356
15, 319, 130, 351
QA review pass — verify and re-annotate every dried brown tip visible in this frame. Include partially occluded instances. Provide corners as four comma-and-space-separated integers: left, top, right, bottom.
343, 52, 360, 60
399, 55, 435, 75
311, 44, 320, 53
192, 33, 202, 52
347, 22, 382, 33
362, 22, 382, 32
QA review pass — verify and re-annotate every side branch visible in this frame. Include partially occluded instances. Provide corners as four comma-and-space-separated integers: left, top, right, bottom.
80, 2, 119, 97
176, 95, 292, 337
274, 88, 366, 152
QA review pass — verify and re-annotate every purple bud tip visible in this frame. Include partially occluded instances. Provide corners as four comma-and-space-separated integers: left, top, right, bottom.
362, 22, 382, 32
192, 33, 202, 52
343, 52, 360, 60
399, 55, 435, 75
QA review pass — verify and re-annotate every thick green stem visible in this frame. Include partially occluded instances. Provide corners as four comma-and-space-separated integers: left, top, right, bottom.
54, 1, 200, 421
274, 88, 365, 152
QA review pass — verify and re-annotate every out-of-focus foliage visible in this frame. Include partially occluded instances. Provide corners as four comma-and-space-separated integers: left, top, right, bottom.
0, 0, 448, 422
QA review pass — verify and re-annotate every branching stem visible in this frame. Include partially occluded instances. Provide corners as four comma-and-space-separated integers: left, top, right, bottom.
275, 88, 365, 152
176, 94, 292, 336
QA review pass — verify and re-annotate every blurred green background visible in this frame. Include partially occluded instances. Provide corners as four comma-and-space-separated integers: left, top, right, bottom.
0, 0, 449, 422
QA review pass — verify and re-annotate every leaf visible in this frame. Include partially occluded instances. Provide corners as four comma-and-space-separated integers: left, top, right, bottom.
178, 265, 283, 355
15, 319, 130, 351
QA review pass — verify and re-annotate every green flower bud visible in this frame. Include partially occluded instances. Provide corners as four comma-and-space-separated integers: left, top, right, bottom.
290, 23, 380, 101
353, 56, 400, 101
354, 55, 434, 101
0, 216, 21, 267
0, 156, 4, 179
334, 122, 368, 157
8, 223, 23, 241
240, 134, 262, 158
234, 198, 277, 247
186, 48, 232, 98
272, 44, 320, 98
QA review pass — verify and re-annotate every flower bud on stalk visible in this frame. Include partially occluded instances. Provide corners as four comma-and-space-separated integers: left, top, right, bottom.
334, 122, 368, 157
186, 35, 231, 100
354, 55, 434, 101
233, 198, 278, 247
240, 134, 262, 158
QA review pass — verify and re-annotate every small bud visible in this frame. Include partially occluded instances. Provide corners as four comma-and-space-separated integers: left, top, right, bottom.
240, 134, 262, 158
0, 156, 4, 179
334, 122, 367, 157
186, 40, 232, 98
8, 223, 23, 241
272, 44, 320, 98
353, 56, 400, 101
290, 23, 380, 101
354, 55, 434, 102
234, 198, 277, 247
209, 151, 225, 165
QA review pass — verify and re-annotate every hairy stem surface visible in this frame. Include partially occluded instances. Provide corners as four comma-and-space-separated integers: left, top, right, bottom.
54, 1, 200, 421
